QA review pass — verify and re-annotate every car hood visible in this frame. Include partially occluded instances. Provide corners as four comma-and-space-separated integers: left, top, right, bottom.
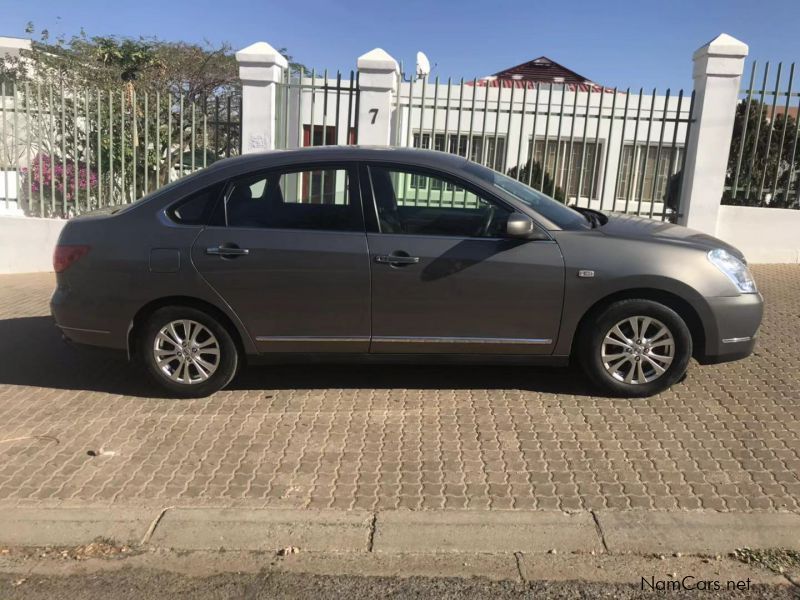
598, 213, 745, 260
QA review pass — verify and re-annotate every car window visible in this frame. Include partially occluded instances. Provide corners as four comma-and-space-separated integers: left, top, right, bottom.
168, 183, 224, 225
223, 167, 361, 231
462, 161, 587, 230
368, 166, 511, 238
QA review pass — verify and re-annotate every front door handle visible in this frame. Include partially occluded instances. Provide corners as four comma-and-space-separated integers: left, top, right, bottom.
206, 245, 250, 258
375, 254, 420, 265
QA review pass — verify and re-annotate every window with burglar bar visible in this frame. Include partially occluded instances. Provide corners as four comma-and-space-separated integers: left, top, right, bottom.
412, 132, 506, 176
530, 139, 603, 200
615, 144, 684, 204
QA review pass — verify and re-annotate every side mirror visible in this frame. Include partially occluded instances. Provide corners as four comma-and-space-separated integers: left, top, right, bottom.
506, 212, 544, 239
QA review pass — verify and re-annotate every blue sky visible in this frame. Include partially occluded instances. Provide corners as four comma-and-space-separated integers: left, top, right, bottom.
3, 0, 800, 91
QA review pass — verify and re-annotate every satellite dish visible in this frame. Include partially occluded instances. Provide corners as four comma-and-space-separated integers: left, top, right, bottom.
416, 51, 431, 80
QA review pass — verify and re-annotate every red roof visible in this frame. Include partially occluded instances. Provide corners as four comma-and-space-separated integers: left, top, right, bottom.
469, 56, 609, 92
470, 79, 608, 92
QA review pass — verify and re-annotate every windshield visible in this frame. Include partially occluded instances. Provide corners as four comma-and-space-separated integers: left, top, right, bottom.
463, 162, 588, 229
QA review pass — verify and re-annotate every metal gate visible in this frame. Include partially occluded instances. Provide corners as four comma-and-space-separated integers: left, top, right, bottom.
274, 69, 360, 150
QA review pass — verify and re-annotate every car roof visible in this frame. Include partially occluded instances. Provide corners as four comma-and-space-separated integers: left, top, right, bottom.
207, 145, 470, 172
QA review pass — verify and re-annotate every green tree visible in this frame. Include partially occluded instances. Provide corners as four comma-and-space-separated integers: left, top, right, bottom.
724, 99, 800, 208
1, 25, 306, 216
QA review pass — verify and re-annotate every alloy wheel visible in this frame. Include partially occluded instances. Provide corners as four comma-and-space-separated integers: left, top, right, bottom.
153, 319, 221, 384
601, 316, 675, 384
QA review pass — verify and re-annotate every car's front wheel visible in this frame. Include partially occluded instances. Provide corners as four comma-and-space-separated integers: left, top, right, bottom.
140, 306, 239, 398
580, 299, 692, 397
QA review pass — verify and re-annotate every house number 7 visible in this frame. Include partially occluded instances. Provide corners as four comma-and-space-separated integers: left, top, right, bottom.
369, 108, 379, 124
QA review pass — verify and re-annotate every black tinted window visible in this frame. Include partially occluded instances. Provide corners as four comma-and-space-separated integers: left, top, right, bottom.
369, 166, 511, 237
224, 167, 361, 231
169, 184, 223, 225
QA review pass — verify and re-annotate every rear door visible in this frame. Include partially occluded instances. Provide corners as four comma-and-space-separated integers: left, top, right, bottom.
364, 163, 565, 355
191, 163, 371, 353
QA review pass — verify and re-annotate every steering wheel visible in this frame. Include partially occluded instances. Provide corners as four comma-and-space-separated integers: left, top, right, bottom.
478, 204, 496, 237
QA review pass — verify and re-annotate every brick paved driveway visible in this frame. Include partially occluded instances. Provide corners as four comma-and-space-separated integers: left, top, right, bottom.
0, 266, 798, 512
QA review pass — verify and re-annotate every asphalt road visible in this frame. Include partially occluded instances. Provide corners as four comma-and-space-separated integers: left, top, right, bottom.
1, 570, 797, 599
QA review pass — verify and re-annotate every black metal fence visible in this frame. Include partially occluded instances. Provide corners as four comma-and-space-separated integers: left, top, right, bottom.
0, 81, 241, 217
725, 61, 800, 209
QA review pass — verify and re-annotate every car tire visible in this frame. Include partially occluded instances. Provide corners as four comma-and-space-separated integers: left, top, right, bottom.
140, 306, 239, 398
580, 299, 692, 398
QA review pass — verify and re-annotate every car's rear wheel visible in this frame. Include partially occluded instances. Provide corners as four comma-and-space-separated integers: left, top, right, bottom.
580, 299, 692, 397
140, 306, 238, 398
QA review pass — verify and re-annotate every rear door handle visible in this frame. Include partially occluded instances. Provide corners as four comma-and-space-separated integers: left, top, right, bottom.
375, 254, 420, 265
206, 245, 250, 257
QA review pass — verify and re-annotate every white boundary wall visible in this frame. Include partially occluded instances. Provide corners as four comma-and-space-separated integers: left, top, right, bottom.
716, 206, 800, 264
0, 216, 65, 274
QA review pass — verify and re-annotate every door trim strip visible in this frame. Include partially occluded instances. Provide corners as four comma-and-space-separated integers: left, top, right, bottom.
57, 325, 111, 335
372, 336, 553, 345
256, 336, 553, 345
255, 336, 370, 343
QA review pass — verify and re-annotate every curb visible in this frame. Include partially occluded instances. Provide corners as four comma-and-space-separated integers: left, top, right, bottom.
149, 508, 372, 551
599, 510, 800, 555
1, 508, 799, 556
373, 510, 603, 554
0, 508, 154, 547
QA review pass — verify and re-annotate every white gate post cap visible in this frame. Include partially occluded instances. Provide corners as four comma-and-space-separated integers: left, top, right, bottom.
693, 34, 748, 78
357, 48, 399, 92
236, 41, 289, 68
357, 48, 399, 73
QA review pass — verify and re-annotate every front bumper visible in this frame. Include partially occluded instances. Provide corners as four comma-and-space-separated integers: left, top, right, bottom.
697, 292, 764, 365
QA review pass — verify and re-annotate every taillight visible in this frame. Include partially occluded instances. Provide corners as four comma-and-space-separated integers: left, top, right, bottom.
53, 245, 90, 273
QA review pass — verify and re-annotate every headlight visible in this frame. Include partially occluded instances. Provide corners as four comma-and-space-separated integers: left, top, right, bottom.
707, 249, 757, 293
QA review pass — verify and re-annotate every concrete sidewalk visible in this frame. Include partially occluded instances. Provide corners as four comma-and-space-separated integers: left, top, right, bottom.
2, 507, 800, 556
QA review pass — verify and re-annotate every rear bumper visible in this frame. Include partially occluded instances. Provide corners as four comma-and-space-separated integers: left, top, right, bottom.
697, 292, 763, 365
50, 284, 129, 351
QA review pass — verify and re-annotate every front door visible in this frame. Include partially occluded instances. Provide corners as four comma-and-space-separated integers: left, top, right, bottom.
191, 164, 371, 353
365, 164, 565, 354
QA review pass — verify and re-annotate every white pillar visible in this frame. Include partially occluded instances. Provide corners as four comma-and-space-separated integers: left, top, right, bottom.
236, 41, 288, 153
679, 34, 748, 234
357, 48, 399, 146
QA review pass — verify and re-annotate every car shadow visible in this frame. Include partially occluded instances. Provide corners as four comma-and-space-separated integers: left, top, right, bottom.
0, 316, 156, 397
420, 238, 525, 282
229, 362, 597, 396
0, 316, 598, 398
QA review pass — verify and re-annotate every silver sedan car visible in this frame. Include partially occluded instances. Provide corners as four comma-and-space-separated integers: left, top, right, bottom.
51, 147, 763, 398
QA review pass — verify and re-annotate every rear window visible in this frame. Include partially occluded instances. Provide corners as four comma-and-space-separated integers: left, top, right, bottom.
168, 184, 224, 225
219, 167, 361, 231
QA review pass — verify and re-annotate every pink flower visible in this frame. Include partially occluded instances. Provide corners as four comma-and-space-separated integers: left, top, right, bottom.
24, 153, 98, 204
